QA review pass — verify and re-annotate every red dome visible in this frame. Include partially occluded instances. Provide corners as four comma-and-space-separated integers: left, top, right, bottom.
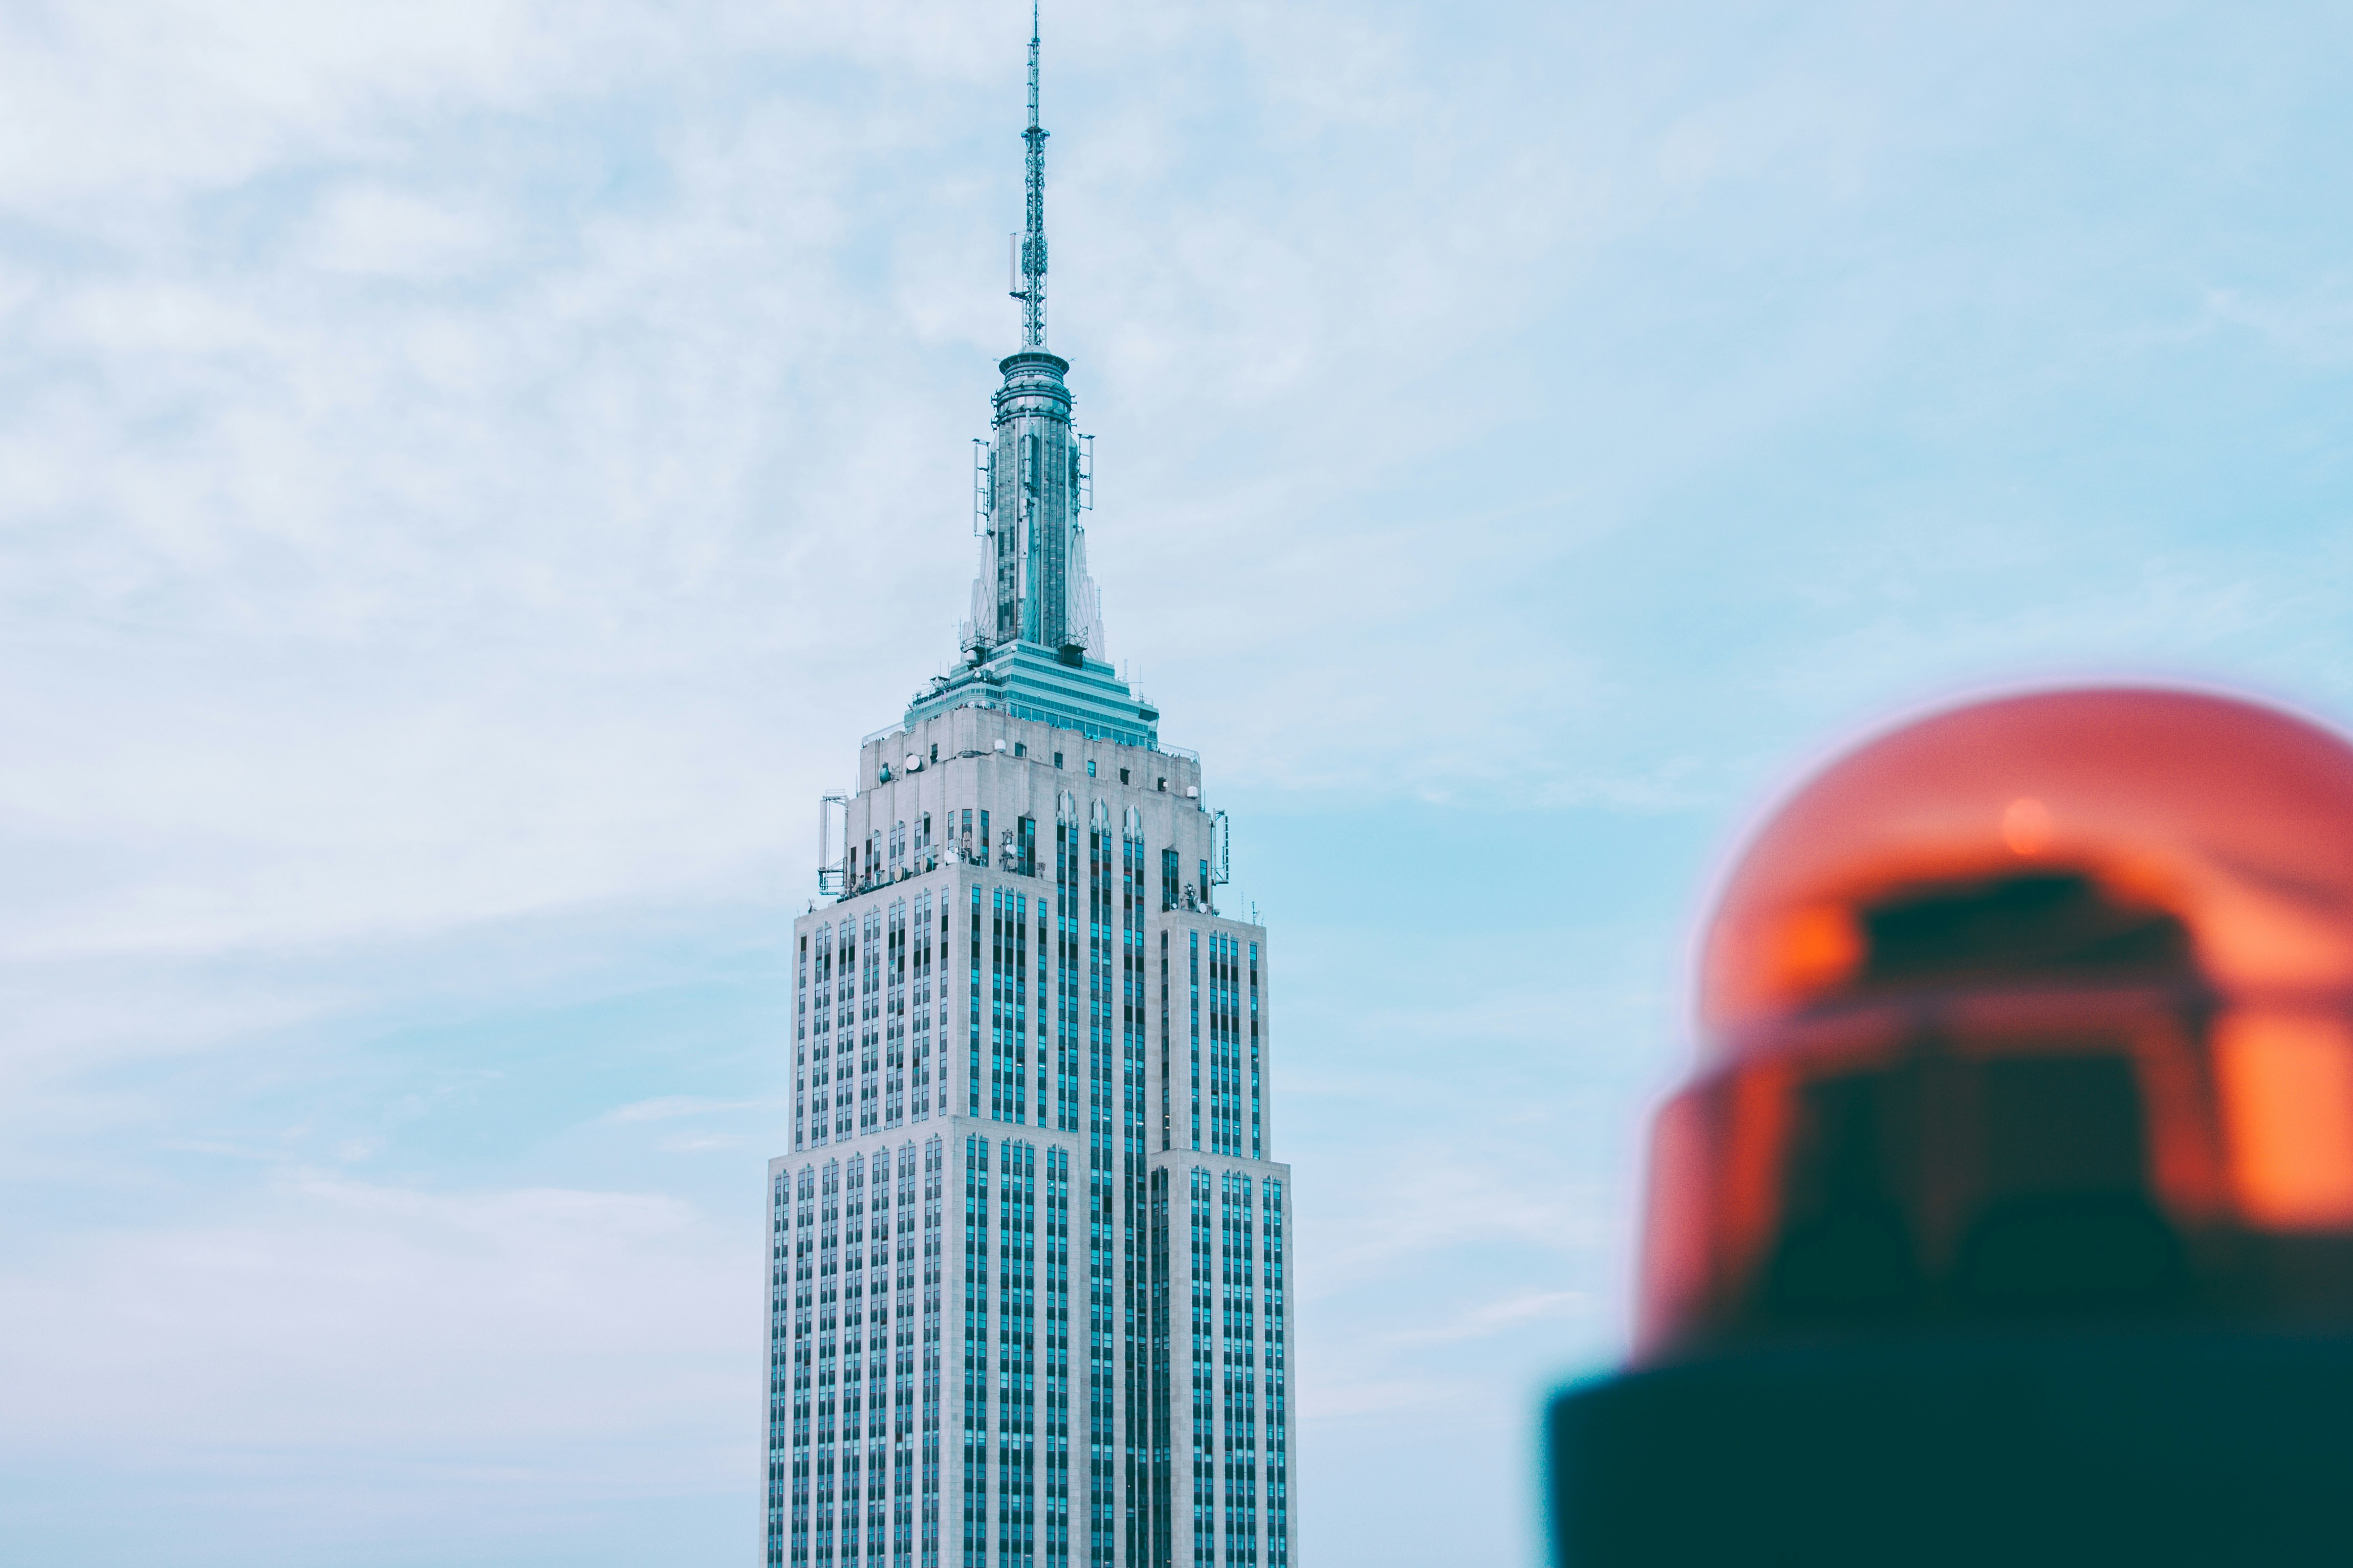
1640, 687, 2353, 1359
1703, 687, 2353, 1038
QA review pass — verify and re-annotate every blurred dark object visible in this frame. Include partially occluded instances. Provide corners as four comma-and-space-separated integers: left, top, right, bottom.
1551, 1330, 2353, 1566
1549, 688, 2353, 1566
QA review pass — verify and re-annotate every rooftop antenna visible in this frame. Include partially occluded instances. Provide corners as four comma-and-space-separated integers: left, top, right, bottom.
1009, 0, 1049, 349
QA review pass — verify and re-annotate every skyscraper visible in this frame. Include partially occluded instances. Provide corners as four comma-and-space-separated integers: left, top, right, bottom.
764, 12, 1296, 1568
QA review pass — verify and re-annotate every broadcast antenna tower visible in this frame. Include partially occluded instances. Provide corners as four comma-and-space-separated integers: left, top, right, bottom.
1013, 0, 1049, 348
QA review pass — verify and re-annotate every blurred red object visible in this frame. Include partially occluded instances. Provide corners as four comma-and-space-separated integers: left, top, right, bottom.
1549, 687, 2353, 1566
1640, 686, 2353, 1359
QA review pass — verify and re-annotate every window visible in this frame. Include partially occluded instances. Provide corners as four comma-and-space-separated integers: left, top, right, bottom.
1054, 752, 1064, 769
1120, 768, 1130, 785
1190, 931, 1202, 1150
1157, 777, 1167, 792
1086, 759, 1096, 778
929, 742, 939, 763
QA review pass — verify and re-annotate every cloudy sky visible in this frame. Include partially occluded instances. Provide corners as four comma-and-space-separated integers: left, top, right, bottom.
5, 1, 2352, 1562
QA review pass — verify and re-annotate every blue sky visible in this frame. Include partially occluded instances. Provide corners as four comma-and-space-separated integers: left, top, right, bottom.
4, 1, 2352, 1563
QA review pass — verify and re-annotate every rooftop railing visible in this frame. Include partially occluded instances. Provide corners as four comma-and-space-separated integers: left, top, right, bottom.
831, 847, 1226, 912
863, 701, 1196, 759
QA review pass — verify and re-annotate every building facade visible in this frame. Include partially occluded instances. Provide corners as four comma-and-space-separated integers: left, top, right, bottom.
764, 15, 1296, 1568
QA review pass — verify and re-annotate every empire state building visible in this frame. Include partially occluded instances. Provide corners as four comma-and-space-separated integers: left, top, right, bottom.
766, 12, 1298, 1568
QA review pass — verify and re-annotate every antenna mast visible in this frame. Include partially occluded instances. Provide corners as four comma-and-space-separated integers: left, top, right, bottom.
1014, 0, 1049, 348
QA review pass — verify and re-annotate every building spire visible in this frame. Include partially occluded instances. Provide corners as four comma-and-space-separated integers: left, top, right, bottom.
1015, 0, 1049, 348
906, 0, 1147, 742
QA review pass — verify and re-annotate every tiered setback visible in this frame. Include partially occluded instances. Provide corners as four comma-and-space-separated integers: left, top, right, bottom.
767, 708, 1295, 1568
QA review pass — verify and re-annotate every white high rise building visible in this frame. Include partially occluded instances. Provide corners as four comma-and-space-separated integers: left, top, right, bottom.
764, 13, 1296, 1568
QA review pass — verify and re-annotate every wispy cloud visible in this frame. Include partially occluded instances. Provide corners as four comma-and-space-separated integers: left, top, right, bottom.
600, 1096, 764, 1125
659, 1133, 747, 1153
8, 2, 2353, 1565
0, 1174, 738, 1460
2207, 282, 2353, 366
1384, 1288, 1592, 1348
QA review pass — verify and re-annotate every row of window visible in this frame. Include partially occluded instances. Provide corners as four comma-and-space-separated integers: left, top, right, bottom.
798, 897, 945, 1150
797, 835, 1266, 1568
799, 914, 1260, 1155
770, 1139, 948, 1568
1176, 1169, 1291, 1568
773, 1128, 1290, 1568
956, 1138, 1081, 1567
849, 800, 1208, 904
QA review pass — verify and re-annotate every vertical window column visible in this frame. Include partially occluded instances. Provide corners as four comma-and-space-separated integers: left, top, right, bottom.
771, 1172, 789, 1566
939, 904, 952, 1117
793, 1166, 817, 1565
1189, 1171, 1213, 1568
1058, 822, 1075, 1136
913, 892, 934, 1122
1207, 939, 1225, 1157
1214, 1176, 1232, 1568
808, 925, 832, 1150
922, 1138, 944, 1568
1248, 945, 1261, 1162
864, 910, 883, 1133
970, 890, 985, 1119
999, 1142, 1039, 1567
963, 1139, 991, 1568
840, 929, 857, 1141
820, 1161, 843, 1565
1045, 1145, 1072, 1566
1017, 896, 1031, 1123
991, 893, 1007, 1122
1207, 938, 1243, 1160
1149, 1167, 1173, 1568
1085, 812, 1115, 1568
1227, 1174, 1258, 1568
1037, 902, 1051, 1121
1188, 934, 1202, 1153
888, 900, 908, 1128
1206, 940, 1219, 1156
844, 1155, 867, 1566
989, 891, 1034, 1125
797, 937, 812, 1153
1121, 824, 1151, 1568
1263, 1180, 1287, 1568
869, 1158, 891, 1568
895, 1145, 917, 1568
1159, 934, 1170, 1153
